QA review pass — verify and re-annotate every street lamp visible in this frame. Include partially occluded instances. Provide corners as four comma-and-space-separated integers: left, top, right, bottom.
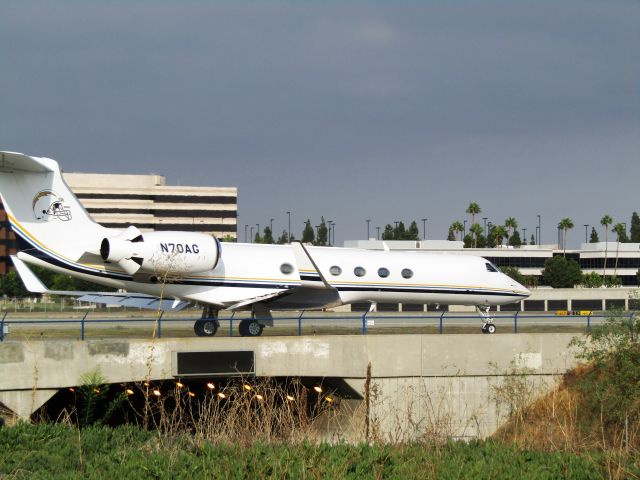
376, 226, 380, 240
463, 220, 467, 239
394, 221, 399, 238
327, 220, 334, 246
523, 228, 527, 244
244, 224, 248, 243
537, 215, 541, 245
366, 219, 371, 240
250, 226, 254, 243
482, 217, 488, 237
421, 218, 427, 240
270, 218, 274, 233
584, 224, 589, 243
286, 211, 291, 241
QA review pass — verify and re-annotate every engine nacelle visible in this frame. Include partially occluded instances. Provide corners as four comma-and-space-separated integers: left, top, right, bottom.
100, 226, 220, 275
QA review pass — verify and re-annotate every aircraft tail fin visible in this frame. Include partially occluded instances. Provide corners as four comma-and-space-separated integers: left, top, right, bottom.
0, 151, 108, 263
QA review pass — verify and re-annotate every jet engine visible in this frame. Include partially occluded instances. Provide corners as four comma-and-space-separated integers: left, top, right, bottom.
100, 226, 220, 275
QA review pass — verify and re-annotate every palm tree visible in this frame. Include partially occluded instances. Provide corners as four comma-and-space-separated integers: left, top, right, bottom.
612, 222, 626, 277
493, 225, 508, 247
558, 218, 574, 257
469, 223, 483, 248
504, 217, 518, 244
600, 214, 612, 278
451, 221, 464, 241
466, 203, 481, 226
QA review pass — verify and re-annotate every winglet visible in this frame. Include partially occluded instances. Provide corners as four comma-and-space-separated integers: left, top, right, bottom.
10, 255, 48, 293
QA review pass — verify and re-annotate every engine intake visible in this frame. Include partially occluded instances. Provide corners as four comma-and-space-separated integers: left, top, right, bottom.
100, 226, 220, 275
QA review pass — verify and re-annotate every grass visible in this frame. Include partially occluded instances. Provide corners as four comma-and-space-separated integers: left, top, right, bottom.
0, 423, 620, 479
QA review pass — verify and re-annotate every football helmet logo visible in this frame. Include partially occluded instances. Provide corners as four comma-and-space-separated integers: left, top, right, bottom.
32, 190, 72, 221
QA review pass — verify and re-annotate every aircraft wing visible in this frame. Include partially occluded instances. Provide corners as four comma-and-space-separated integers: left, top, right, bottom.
10, 255, 190, 312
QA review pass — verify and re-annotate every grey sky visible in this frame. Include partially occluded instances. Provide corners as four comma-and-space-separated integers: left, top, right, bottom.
1, 1, 638, 246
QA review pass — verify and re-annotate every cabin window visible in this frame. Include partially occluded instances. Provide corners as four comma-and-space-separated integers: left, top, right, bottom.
280, 263, 294, 275
329, 266, 342, 276
377, 267, 390, 278
401, 268, 413, 279
485, 263, 499, 272
354, 266, 366, 277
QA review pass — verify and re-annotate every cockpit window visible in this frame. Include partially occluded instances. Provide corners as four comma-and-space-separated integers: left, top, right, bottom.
485, 262, 499, 272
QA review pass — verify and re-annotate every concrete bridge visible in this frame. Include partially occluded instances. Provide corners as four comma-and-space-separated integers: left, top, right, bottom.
0, 333, 580, 439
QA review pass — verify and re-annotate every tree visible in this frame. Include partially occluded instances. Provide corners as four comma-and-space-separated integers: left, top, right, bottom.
407, 221, 420, 241
466, 202, 481, 225
508, 230, 522, 247
589, 227, 599, 243
276, 230, 289, 244
301, 220, 315, 244
541, 256, 582, 288
396, 221, 407, 240
557, 218, 574, 257
469, 223, 483, 248
504, 217, 518, 244
451, 221, 464, 241
382, 224, 394, 240
529, 234, 536, 246
253, 231, 263, 244
316, 217, 328, 246
601, 214, 613, 279
0, 271, 29, 297
487, 225, 507, 247
581, 271, 603, 288
447, 228, 456, 241
262, 226, 274, 244
630, 211, 640, 243
612, 223, 627, 277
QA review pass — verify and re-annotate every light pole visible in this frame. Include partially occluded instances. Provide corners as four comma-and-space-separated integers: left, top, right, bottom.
584, 224, 589, 243
270, 218, 274, 233
328, 221, 333, 246
523, 228, 527, 244
394, 221, 399, 239
286, 211, 291, 242
463, 220, 467, 239
421, 218, 427, 240
256, 224, 260, 240
366, 219, 371, 239
244, 224, 248, 243
537, 214, 541, 245
250, 226, 254, 243
376, 226, 380, 240
482, 217, 488, 237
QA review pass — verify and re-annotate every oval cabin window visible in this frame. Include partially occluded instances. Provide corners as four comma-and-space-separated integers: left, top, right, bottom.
378, 267, 390, 278
329, 265, 342, 276
354, 266, 366, 277
280, 263, 294, 275
401, 268, 413, 279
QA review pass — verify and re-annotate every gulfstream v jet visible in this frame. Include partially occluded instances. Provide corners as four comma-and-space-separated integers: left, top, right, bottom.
0, 151, 529, 337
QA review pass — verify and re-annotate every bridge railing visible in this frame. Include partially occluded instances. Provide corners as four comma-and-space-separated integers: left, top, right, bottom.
0, 310, 635, 341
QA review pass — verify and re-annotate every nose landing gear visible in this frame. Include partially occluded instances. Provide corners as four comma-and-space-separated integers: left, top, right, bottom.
476, 305, 497, 334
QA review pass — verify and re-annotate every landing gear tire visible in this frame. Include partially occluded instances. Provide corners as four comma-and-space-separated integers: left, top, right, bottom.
476, 305, 497, 335
485, 323, 496, 334
194, 319, 219, 337
239, 319, 264, 337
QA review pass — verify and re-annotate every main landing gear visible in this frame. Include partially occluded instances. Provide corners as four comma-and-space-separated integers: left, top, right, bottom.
476, 305, 497, 334
194, 305, 220, 337
193, 305, 271, 338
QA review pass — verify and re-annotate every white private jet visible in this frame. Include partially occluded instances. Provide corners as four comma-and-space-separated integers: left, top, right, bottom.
0, 151, 530, 337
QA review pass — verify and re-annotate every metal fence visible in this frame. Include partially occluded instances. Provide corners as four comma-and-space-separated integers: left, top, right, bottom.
0, 310, 636, 341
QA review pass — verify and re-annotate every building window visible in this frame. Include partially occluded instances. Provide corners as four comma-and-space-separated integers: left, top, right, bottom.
401, 268, 413, 279
329, 265, 342, 276
354, 266, 366, 277
280, 263, 294, 275
378, 267, 390, 278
